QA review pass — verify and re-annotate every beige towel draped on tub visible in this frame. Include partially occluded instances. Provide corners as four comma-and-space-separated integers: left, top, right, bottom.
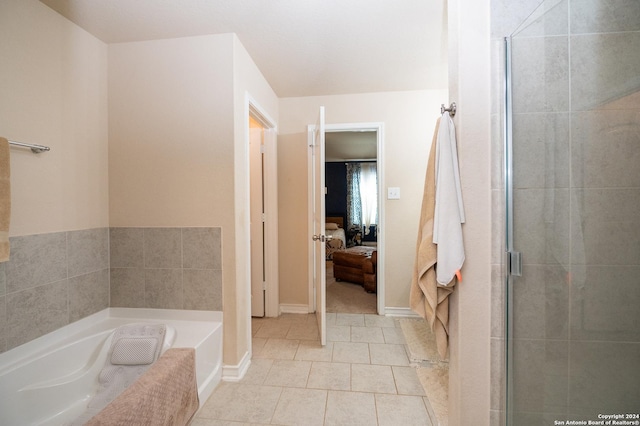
410, 117, 461, 360
0, 137, 10, 262
85, 348, 200, 426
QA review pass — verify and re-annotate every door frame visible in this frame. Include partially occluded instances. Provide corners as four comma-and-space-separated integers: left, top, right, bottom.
307, 121, 385, 315
247, 95, 279, 318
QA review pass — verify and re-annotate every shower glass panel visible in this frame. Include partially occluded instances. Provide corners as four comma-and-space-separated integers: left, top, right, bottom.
505, 0, 640, 424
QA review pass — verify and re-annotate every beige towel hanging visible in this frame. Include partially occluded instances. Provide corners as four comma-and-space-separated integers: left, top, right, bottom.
0, 137, 10, 262
410, 119, 455, 360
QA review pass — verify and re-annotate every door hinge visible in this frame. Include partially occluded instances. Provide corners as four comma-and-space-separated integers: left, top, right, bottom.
507, 251, 522, 277
260, 145, 266, 154
262, 281, 267, 290
262, 213, 266, 223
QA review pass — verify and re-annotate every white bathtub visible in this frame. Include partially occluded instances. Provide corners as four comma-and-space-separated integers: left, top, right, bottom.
0, 308, 222, 426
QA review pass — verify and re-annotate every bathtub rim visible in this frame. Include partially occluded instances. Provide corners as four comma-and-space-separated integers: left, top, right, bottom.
0, 307, 223, 376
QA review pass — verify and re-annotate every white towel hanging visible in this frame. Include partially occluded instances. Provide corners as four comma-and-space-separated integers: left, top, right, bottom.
433, 112, 465, 285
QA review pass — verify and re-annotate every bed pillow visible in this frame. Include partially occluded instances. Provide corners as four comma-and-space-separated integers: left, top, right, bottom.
325, 222, 339, 230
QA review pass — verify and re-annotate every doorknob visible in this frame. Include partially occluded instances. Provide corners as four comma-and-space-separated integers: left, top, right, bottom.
312, 234, 325, 242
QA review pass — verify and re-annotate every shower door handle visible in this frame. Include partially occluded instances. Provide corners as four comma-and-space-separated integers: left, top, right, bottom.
507, 251, 522, 277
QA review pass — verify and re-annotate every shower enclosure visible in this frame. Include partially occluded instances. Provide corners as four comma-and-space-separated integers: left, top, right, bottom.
504, 0, 640, 424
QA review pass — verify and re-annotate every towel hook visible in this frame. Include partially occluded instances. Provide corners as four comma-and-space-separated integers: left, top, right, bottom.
440, 102, 457, 117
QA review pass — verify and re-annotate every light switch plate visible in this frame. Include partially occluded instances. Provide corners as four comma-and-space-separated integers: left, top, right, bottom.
387, 187, 400, 200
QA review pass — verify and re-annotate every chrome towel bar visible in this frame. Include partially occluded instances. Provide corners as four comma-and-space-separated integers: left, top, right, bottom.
8, 140, 50, 154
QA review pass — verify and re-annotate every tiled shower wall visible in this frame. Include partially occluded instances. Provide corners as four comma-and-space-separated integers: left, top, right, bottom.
0, 226, 222, 354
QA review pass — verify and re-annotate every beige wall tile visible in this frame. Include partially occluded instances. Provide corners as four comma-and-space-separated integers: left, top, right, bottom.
5, 280, 68, 350
110, 267, 145, 308
68, 269, 109, 322
68, 228, 109, 277
144, 268, 183, 309
109, 228, 143, 268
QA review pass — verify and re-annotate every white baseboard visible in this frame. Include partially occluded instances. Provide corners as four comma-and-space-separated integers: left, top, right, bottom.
222, 350, 251, 382
279, 304, 311, 314
383, 307, 420, 318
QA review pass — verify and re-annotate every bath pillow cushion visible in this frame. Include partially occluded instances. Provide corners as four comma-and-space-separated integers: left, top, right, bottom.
71, 323, 167, 425
111, 337, 159, 365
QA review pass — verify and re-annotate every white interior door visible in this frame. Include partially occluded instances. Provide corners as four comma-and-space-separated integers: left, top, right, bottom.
311, 107, 326, 345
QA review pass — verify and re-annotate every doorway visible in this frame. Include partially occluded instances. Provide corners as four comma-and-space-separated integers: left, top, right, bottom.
248, 101, 278, 319
325, 131, 378, 314
308, 121, 385, 320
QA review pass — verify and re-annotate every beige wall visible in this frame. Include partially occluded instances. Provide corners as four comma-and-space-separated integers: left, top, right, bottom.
0, 0, 109, 237
108, 34, 278, 367
277, 90, 448, 310
447, 0, 492, 424
108, 34, 235, 227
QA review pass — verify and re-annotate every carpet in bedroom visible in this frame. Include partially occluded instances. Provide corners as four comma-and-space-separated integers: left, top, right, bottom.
325, 261, 377, 314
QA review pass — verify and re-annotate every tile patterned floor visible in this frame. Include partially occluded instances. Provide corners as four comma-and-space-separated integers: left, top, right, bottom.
194, 313, 437, 426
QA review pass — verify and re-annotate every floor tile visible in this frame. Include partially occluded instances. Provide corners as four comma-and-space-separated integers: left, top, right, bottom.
264, 360, 312, 388
279, 313, 309, 321
351, 326, 385, 343
336, 313, 365, 326
198, 383, 282, 423
253, 338, 299, 360
325, 391, 377, 426
369, 343, 410, 366
271, 388, 328, 426
376, 394, 433, 426
332, 341, 370, 364
196, 311, 443, 426
364, 314, 398, 328
392, 366, 427, 396
241, 358, 273, 385
191, 418, 251, 425
307, 361, 351, 391
327, 325, 350, 342
286, 322, 319, 340
254, 320, 291, 338
351, 364, 397, 394
295, 341, 334, 362
382, 327, 406, 344
251, 337, 267, 356
251, 317, 265, 336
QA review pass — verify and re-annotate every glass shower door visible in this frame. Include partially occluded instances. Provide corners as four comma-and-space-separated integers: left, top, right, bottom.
505, 1, 640, 424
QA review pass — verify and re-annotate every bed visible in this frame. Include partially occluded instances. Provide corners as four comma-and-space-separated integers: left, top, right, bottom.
325, 215, 347, 259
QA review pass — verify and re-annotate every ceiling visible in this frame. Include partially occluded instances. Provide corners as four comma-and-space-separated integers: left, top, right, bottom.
39, 0, 448, 98
325, 132, 377, 162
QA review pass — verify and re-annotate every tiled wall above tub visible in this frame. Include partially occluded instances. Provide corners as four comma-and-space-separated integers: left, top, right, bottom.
109, 227, 222, 311
0, 228, 110, 353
